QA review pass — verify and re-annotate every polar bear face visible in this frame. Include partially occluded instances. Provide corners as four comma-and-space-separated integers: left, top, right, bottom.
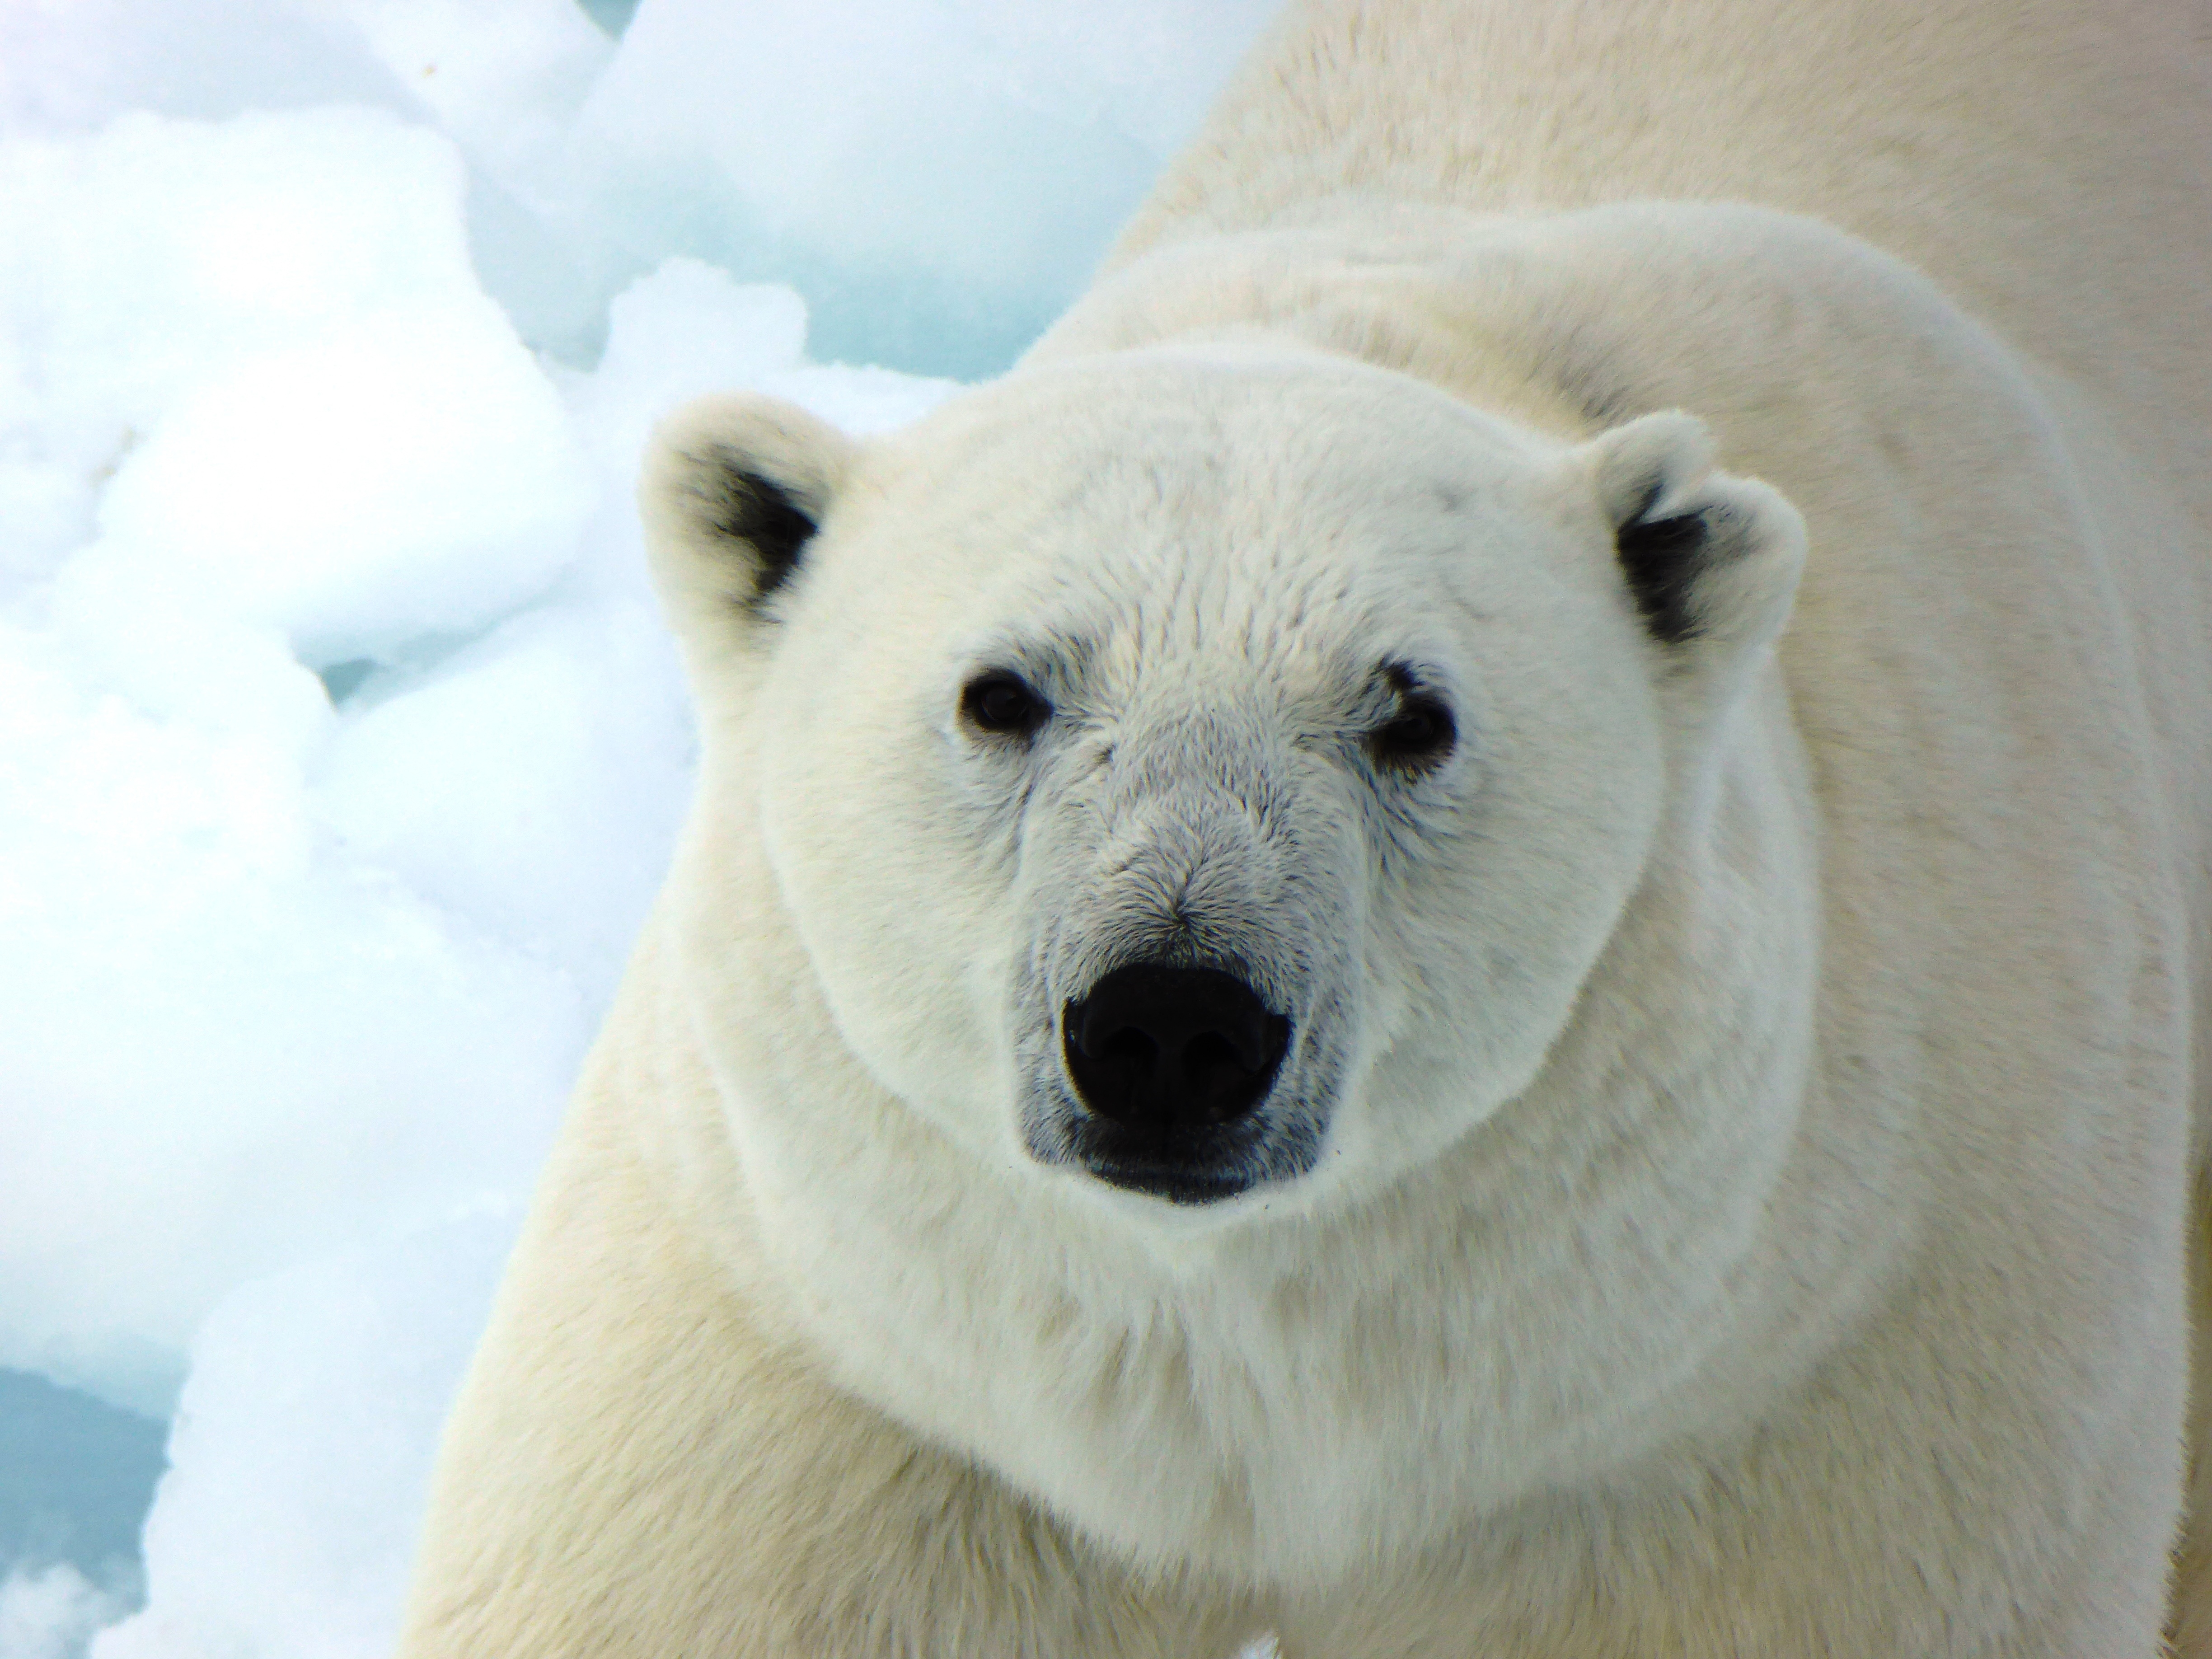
643, 346, 1803, 1223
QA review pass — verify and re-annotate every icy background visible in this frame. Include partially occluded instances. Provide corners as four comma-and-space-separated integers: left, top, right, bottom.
0, 1, 1279, 1653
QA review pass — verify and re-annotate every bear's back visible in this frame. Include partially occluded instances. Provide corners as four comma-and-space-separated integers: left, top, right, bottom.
1113, 0, 2212, 498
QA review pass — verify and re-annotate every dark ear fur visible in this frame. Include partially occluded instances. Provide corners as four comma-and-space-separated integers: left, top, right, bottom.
1615, 496, 1711, 646
639, 394, 857, 651
689, 461, 820, 614
1584, 411, 1804, 662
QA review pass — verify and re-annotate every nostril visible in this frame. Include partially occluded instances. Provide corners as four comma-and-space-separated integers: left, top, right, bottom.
1100, 1029, 1157, 1066
1072, 1024, 1158, 1118
1181, 1031, 1251, 1121
1183, 1029, 1239, 1082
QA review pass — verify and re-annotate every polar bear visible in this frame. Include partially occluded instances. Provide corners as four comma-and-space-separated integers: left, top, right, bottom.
397, 0, 2212, 1654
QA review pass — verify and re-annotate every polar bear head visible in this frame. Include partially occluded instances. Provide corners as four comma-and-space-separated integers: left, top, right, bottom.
642, 345, 1804, 1223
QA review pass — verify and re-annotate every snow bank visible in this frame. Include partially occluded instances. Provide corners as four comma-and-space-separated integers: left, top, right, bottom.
0, 104, 601, 1417
565, 0, 1278, 372
0, 1566, 135, 1659
87, 1215, 516, 1659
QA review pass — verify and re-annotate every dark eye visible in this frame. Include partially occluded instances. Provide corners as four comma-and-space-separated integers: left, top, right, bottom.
961, 670, 1050, 738
1368, 694, 1456, 771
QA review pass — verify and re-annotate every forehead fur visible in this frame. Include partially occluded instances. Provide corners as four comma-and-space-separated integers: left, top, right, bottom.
823, 346, 1603, 688
884, 344, 1565, 516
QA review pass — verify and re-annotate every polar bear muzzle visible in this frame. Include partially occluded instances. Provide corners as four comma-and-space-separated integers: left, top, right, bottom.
1059, 961, 1292, 1202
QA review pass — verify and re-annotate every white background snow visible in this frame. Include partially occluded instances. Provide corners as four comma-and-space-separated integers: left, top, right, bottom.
0, 1, 1279, 1652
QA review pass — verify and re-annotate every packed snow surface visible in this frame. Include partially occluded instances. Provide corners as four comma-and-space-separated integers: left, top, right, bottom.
0, 0, 1278, 1654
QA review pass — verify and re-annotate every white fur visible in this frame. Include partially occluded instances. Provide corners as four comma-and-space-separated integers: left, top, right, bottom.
398, 2, 2212, 1654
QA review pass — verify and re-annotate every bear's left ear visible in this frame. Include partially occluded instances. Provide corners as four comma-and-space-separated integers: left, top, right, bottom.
638, 393, 858, 659
1582, 410, 1805, 674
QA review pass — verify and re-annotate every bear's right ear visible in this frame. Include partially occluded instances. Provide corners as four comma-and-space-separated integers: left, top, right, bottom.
1580, 410, 1804, 668
638, 393, 857, 656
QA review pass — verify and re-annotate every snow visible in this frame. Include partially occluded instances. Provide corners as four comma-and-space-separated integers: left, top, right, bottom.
89, 1216, 518, 1659
0, 1567, 133, 1659
0, 1, 1276, 1654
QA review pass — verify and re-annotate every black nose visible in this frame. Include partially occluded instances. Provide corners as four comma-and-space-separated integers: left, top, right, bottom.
1062, 964, 1291, 1133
